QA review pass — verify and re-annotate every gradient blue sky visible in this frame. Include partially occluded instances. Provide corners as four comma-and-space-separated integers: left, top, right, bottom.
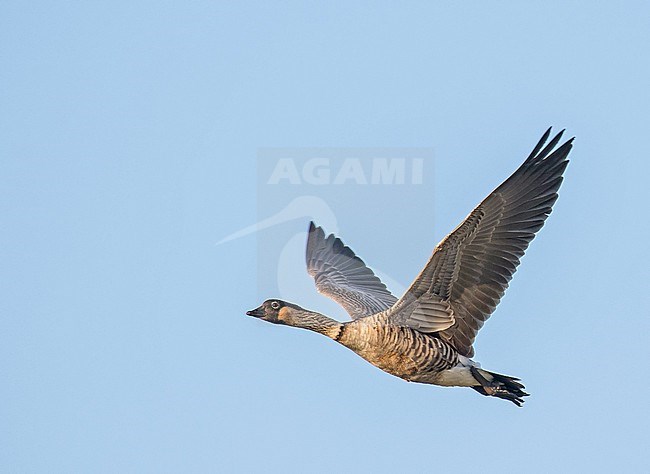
2, 2, 649, 472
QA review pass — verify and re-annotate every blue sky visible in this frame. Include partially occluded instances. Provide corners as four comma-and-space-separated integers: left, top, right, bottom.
2, 2, 649, 472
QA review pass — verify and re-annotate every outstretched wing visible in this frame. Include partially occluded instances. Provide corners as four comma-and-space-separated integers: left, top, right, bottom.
306, 222, 398, 319
390, 128, 573, 357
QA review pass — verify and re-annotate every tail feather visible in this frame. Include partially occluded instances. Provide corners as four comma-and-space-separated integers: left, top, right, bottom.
471, 368, 529, 407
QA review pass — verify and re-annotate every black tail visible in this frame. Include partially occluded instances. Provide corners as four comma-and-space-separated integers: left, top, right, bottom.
470, 367, 529, 407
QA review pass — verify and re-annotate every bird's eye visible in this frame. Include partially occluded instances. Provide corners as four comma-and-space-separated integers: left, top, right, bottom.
270, 301, 281, 310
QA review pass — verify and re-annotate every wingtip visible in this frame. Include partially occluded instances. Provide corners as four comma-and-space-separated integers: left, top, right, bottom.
525, 127, 574, 164
551, 129, 576, 152
549, 127, 574, 145
525, 127, 552, 163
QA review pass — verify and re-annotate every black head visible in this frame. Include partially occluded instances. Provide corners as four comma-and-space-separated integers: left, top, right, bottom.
246, 299, 289, 324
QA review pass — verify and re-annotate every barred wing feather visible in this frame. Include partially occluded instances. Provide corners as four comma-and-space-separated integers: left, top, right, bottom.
390, 128, 573, 357
306, 222, 398, 319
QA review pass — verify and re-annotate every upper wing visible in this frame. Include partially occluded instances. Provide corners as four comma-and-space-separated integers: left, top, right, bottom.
389, 128, 573, 356
306, 222, 398, 319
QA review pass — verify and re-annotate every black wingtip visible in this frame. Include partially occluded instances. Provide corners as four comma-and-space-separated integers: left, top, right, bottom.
306, 221, 323, 265
524, 127, 575, 166
536, 129, 565, 160
525, 127, 552, 163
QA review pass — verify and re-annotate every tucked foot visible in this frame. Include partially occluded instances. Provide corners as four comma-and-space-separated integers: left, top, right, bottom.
470, 366, 529, 407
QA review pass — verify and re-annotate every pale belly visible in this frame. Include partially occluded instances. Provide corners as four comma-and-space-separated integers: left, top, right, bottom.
351, 340, 479, 387
357, 351, 479, 387
338, 320, 479, 387
422, 365, 478, 387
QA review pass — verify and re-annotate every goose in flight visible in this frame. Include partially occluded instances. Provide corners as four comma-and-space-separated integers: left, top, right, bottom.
247, 128, 573, 406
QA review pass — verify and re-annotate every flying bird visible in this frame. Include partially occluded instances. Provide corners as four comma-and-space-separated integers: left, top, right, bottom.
247, 128, 573, 406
